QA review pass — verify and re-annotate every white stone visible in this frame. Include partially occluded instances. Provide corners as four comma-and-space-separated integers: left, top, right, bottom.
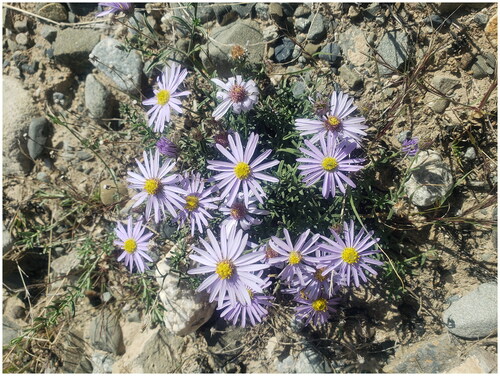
155, 251, 216, 336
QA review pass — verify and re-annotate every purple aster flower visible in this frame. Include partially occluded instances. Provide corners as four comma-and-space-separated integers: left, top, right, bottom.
297, 132, 364, 199
317, 220, 384, 287
127, 150, 186, 223
212, 76, 259, 121
114, 217, 153, 273
176, 173, 219, 236
295, 295, 340, 326
300, 266, 339, 300
96, 2, 132, 17
207, 132, 279, 207
296, 90, 368, 144
218, 275, 274, 327
187, 225, 269, 308
220, 192, 269, 232
268, 229, 319, 285
142, 63, 191, 133
156, 137, 178, 158
401, 137, 419, 156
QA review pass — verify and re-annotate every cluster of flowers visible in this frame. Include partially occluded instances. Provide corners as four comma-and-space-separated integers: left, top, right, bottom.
108, 22, 384, 325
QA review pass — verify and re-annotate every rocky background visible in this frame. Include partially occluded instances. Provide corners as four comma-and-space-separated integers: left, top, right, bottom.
2, 2, 498, 373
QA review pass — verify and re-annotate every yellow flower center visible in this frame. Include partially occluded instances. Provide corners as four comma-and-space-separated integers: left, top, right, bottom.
215, 260, 234, 279
156, 89, 171, 106
314, 268, 327, 282
144, 179, 160, 195
325, 116, 341, 131
312, 298, 328, 312
247, 289, 254, 299
288, 251, 302, 265
123, 239, 137, 254
341, 247, 360, 264
234, 162, 251, 180
321, 157, 338, 171
184, 195, 200, 211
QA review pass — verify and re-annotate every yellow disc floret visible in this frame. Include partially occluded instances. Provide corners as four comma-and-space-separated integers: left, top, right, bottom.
156, 89, 171, 105
288, 251, 302, 265
234, 162, 252, 180
144, 179, 160, 195
184, 195, 200, 211
312, 298, 328, 312
215, 260, 234, 279
321, 156, 338, 171
325, 116, 341, 131
123, 239, 137, 254
341, 247, 360, 264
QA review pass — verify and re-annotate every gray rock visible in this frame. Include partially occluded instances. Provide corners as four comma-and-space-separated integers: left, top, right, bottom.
383, 333, 459, 373
424, 14, 451, 29
443, 283, 497, 339
3, 224, 13, 254
213, 4, 232, 24
89, 311, 125, 355
232, 3, 254, 18
294, 17, 311, 33
37, 3, 68, 22
292, 81, 306, 98
195, 4, 216, 23
37, 171, 50, 183
294, 5, 311, 18
60, 330, 94, 373
318, 43, 342, 66
397, 130, 412, 144
51, 251, 81, 278
53, 28, 101, 73
463, 147, 476, 161
3, 76, 36, 175
201, 20, 264, 77
339, 64, 363, 90
472, 55, 495, 79
337, 26, 371, 67
275, 38, 295, 63
262, 25, 278, 42
474, 13, 489, 25
277, 345, 333, 373
27, 117, 50, 159
15, 33, 29, 46
85, 74, 112, 119
91, 351, 114, 374
431, 98, 450, 113
101, 292, 113, 303
155, 252, 216, 336
254, 3, 269, 20
307, 14, 326, 43
404, 150, 454, 207
13, 18, 28, 33
76, 150, 94, 161
3, 316, 21, 346
90, 38, 144, 94
282, 4, 298, 17
377, 30, 410, 75
432, 75, 460, 95
268, 3, 283, 20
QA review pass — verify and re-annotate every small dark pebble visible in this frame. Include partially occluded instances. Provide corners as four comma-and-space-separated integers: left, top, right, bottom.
424, 14, 451, 29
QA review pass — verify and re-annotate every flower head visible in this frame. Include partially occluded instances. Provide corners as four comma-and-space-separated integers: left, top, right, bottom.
207, 132, 279, 207
142, 63, 191, 133
297, 132, 364, 199
296, 90, 368, 144
212, 76, 259, 121
401, 137, 419, 156
295, 294, 340, 326
268, 229, 319, 285
114, 217, 153, 273
156, 137, 178, 158
188, 225, 269, 307
176, 173, 219, 236
317, 220, 384, 287
220, 192, 269, 232
96, 2, 132, 17
218, 275, 274, 327
127, 150, 186, 223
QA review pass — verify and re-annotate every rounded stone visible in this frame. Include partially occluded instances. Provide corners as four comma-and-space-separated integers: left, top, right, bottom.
443, 283, 497, 339
99, 179, 128, 205
37, 3, 68, 22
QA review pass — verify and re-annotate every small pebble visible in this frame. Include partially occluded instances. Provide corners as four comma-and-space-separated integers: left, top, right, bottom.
13, 19, 28, 33
15, 33, 29, 46
463, 147, 476, 161
36, 172, 50, 183
76, 150, 93, 161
